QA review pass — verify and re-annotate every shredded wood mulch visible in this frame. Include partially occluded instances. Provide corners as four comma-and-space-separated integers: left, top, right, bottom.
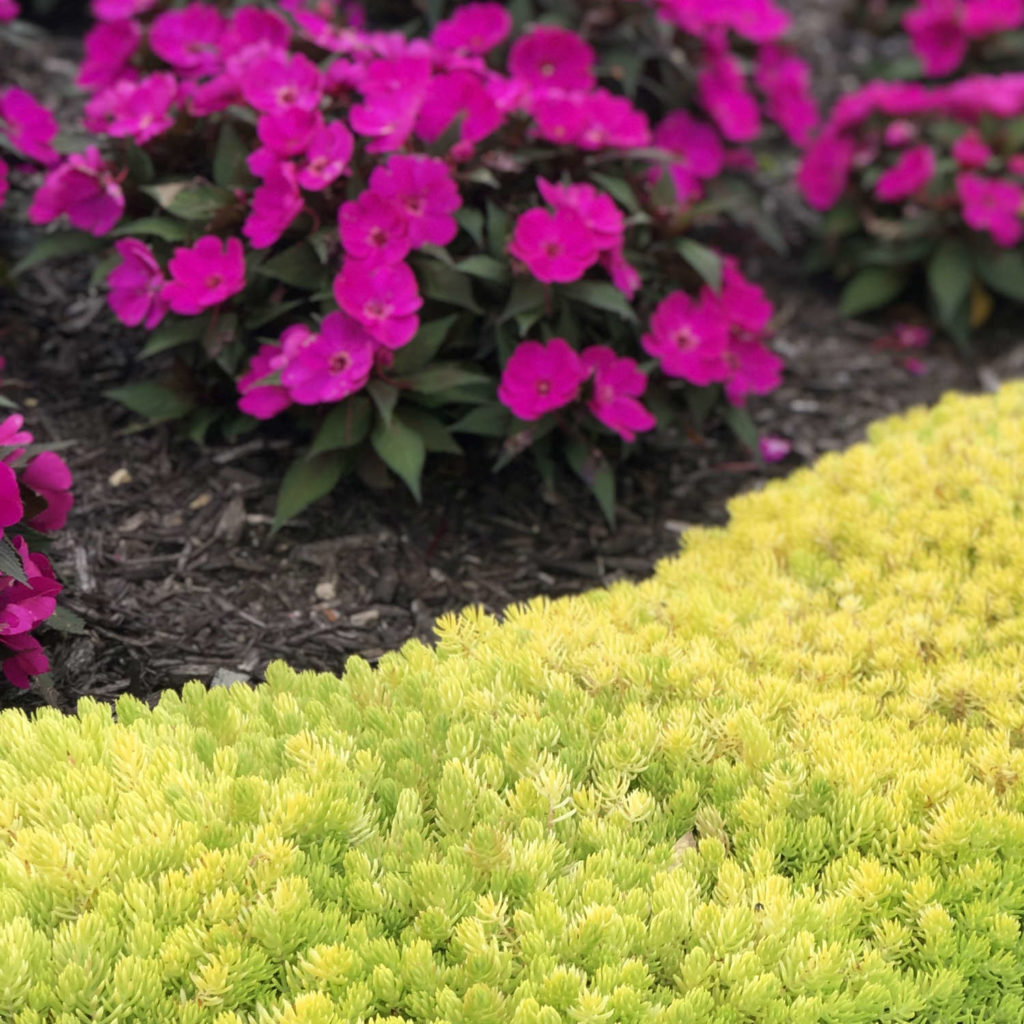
0, 8, 1020, 717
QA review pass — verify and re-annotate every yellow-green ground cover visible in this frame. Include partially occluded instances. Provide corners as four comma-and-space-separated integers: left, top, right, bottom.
2, 385, 1024, 1023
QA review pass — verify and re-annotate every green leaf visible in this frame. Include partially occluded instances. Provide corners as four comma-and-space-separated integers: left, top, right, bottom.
486, 201, 510, 259
367, 380, 398, 428
722, 405, 759, 451
371, 412, 427, 501
143, 181, 235, 222
139, 316, 208, 358
588, 171, 640, 214
395, 362, 492, 394
203, 311, 238, 359
927, 238, 972, 338
415, 260, 483, 313
213, 121, 253, 189
256, 242, 326, 291
450, 402, 510, 437
838, 266, 909, 318
273, 451, 349, 531
390, 314, 460, 374
243, 298, 307, 331
562, 281, 637, 323
310, 395, 373, 455
47, 604, 87, 635
973, 247, 1024, 302
493, 417, 557, 471
456, 208, 486, 248
105, 380, 197, 421
564, 438, 616, 527
400, 407, 463, 454
456, 254, 509, 283
110, 217, 191, 242
500, 277, 546, 323
122, 142, 155, 185
0, 536, 28, 584
676, 238, 723, 293
11, 231, 105, 276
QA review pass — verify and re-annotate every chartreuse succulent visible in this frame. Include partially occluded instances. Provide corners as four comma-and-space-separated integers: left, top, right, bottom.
4, 385, 1024, 1024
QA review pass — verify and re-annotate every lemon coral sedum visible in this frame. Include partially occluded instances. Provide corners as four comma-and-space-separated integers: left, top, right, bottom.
4, 386, 1024, 1024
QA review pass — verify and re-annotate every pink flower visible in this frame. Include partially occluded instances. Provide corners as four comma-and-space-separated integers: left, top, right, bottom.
332, 259, 422, 349
509, 26, 596, 92
698, 47, 761, 142
875, 144, 936, 202
108, 238, 168, 329
149, 3, 225, 72
531, 91, 590, 145
575, 90, 652, 150
904, 0, 968, 76
536, 178, 624, 251
416, 70, 504, 149
652, 110, 724, 205
963, 0, 1024, 35
797, 132, 856, 211
297, 120, 354, 190
759, 435, 791, 462
84, 74, 178, 145
957, 171, 1024, 246
0, 538, 62, 689
243, 161, 305, 249
0, 414, 33, 455
28, 147, 125, 236
0, 461, 22, 528
581, 346, 656, 442
509, 208, 599, 284
349, 56, 431, 153
723, 340, 784, 405
601, 245, 642, 299
238, 342, 291, 420
280, 312, 375, 404
0, 87, 59, 165
91, 0, 156, 22
162, 236, 246, 315
713, 258, 774, 338
1009, 154, 1024, 175
755, 45, 818, 146
434, 3, 511, 54
368, 154, 461, 248
241, 49, 323, 114
497, 338, 587, 420
77, 20, 142, 92
223, 5, 291, 54
339, 190, 410, 263
21, 451, 73, 532
0, 0, 19, 20
256, 108, 321, 158
952, 130, 993, 168
642, 291, 729, 385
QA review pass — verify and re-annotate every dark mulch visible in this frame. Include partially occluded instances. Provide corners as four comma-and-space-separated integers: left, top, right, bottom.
0, 9, 1017, 718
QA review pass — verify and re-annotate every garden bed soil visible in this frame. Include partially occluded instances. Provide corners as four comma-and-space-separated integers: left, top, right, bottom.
0, 6, 1017, 717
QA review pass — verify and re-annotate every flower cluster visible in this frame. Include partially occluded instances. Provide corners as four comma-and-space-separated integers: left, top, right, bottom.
904, 0, 1024, 77
21, 0, 793, 519
0, 395, 73, 689
0, 85, 59, 213
0, 0, 17, 22
801, 73, 1024, 337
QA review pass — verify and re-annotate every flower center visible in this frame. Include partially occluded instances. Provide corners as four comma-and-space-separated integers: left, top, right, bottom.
543, 241, 561, 258
404, 196, 425, 216
536, 380, 550, 395
370, 226, 388, 246
328, 350, 350, 373
673, 327, 696, 350
364, 299, 389, 321
205, 274, 222, 290
277, 85, 297, 105
541, 62, 555, 77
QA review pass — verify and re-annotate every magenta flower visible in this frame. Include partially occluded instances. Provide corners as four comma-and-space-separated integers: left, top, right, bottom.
297, 120, 354, 190
755, 45, 818, 146
349, 56, 431, 153
368, 154, 461, 248
339, 190, 411, 264
0, 537, 62, 689
642, 291, 730, 386
498, 338, 587, 420
875, 144, 936, 203
759, 436, 791, 462
963, 0, 1024, 35
0, 0, 19, 19
28, 147, 125, 236
600, 245, 642, 299
84, 74, 178, 145
223, 5, 291, 54
108, 238, 168, 330
952, 130, 993, 168
509, 26, 596, 92
280, 312, 375, 404
531, 91, 589, 145
723, 340, 784, 406
698, 48, 761, 142
257, 108, 321, 158
0, 414, 33, 455
581, 346, 656, 442
957, 171, 1024, 246
90, 0, 156, 21
509, 208, 599, 284
332, 259, 422, 349
21, 452, 73, 532
241, 49, 323, 114
416, 70, 504, 149
653, 110, 725, 205
433, 3, 512, 54
797, 132, 856, 211
243, 161, 305, 249
0, 87, 59, 165
77, 19, 141, 92
536, 178, 624, 251
237, 342, 292, 420
713, 258, 774, 338
149, 3, 225, 72
575, 91, 652, 151
0, 461, 22, 529
905, 0, 968, 77
162, 236, 246, 315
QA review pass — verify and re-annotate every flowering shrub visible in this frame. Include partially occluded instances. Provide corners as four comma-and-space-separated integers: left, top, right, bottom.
19, 0, 810, 523
799, 74, 1024, 343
